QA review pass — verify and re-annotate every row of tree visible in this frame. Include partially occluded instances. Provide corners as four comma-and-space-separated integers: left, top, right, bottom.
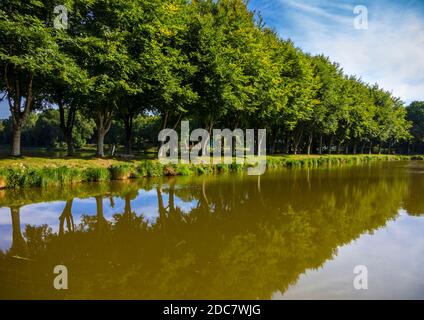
0, 0, 422, 157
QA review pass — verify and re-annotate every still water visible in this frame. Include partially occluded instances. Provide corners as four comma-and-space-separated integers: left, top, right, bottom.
0, 161, 423, 299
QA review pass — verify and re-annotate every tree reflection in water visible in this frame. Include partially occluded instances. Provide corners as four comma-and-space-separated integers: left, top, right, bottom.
0, 163, 421, 299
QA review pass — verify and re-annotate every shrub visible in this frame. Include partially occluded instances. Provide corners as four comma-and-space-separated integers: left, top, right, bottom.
230, 163, 245, 172
83, 167, 110, 182
109, 164, 132, 180
137, 160, 164, 177
196, 165, 212, 175
0, 155, 416, 190
215, 163, 230, 173
175, 164, 193, 176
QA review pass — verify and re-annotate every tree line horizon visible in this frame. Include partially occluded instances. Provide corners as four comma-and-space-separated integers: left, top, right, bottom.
1, 0, 424, 158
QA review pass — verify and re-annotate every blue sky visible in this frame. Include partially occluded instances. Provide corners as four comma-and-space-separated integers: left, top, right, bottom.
1, 0, 423, 118
0, 100, 7, 119
248, 0, 424, 104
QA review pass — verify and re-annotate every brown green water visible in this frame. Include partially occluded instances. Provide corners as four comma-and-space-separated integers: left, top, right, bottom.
0, 161, 424, 300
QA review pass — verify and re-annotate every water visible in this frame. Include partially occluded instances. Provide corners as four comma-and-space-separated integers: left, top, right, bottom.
0, 161, 423, 299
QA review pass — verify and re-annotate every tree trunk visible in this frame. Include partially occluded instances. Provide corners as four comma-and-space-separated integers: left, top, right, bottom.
271, 130, 277, 155
307, 132, 313, 155
293, 129, 303, 155
6, 70, 33, 157
11, 126, 22, 157
95, 110, 113, 158
124, 115, 133, 155
65, 132, 74, 156
337, 142, 342, 154
285, 135, 291, 154
162, 111, 169, 131
328, 136, 334, 154
97, 129, 106, 157
158, 111, 169, 153
318, 135, 323, 155
204, 120, 213, 157
59, 103, 76, 156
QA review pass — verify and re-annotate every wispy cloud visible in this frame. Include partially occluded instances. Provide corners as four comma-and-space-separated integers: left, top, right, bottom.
279, 0, 353, 24
250, 0, 424, 104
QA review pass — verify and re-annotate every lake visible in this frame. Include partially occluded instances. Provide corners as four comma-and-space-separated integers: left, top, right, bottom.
0, 161, 423, 299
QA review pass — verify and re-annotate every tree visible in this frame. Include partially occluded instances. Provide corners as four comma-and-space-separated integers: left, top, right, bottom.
407, 101, 424, 153
280, 51, 320, 154
146, 0, 198, 132
47, 65, 90, 155
0, 0, 77, 156
72, 0, 143, 157
187, 0, 272, 158
308, 56, 344, 154
0, 0, 416, 157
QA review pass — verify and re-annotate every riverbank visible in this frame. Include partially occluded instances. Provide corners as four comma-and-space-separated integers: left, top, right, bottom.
0, 154, 421, 189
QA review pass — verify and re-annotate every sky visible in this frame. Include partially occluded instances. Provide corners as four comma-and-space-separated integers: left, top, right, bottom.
248, 0, 424, 104
1, 0, 423, 118
0, 98, 7, 119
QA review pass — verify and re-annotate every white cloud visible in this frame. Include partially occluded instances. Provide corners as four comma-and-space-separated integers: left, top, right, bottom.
279, 0, 353, 24
275, 0, 424, 103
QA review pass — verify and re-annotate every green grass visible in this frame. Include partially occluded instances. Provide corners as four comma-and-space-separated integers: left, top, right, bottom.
83, 167, 111, 182
0, 154, 418, 189
137, 161, 164, 177
266, 154, 412, 169
109, 164, 134, 180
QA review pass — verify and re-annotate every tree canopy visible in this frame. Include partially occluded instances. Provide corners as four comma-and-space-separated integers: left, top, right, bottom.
0, 0, 418, 156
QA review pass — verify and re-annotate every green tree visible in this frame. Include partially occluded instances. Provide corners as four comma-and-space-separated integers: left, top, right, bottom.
0, 0, 77, 156
407, 101, 424, 153
72, 0, 142, 157
189, 0, 260, 132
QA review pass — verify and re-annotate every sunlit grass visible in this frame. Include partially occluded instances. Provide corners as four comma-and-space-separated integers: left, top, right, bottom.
0, 154, 415, 189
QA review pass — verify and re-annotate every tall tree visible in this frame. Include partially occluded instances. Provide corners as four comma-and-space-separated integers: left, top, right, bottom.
407, 101, 424, 153
73, 0, 142, 157
0, 0, 75, 156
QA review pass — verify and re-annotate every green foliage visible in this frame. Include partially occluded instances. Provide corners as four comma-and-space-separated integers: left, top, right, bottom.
72, 112, 96, 149
83, 168, 111, 182
137, 161, 164, 177
109, 164, 133, 180
0, 0, 418, 157
408, 101, 424, 153
0, 155, 414, 189
175, 164, 194, 176
215, 164, 231, 173
0, 109, 95, 149
0, 166, 82, 188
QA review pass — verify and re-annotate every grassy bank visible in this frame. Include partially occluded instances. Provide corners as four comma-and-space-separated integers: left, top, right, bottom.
0, 154, 420, 189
